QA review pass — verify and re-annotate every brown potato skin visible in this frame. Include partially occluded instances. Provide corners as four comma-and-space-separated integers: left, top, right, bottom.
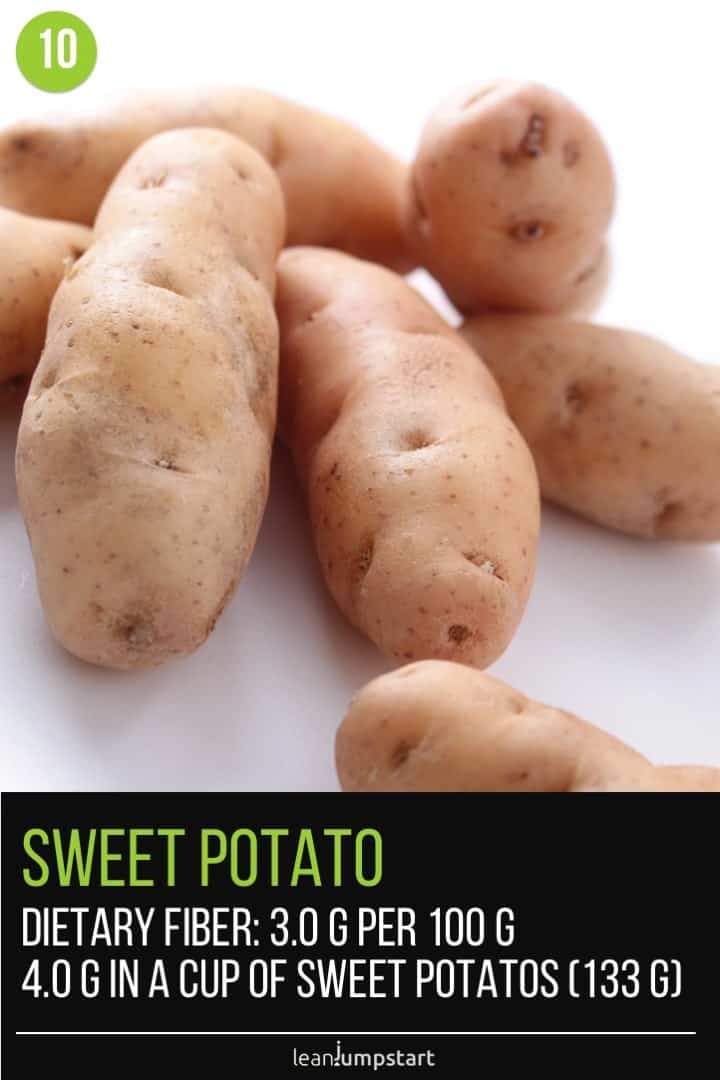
407, 81, 615, 313
0, 209, 91, 386
277, 248, 540, 669
462, 315, 720, 540
337, 661, 720, 792
15, 130, 284, 669
0, 88, 408, 271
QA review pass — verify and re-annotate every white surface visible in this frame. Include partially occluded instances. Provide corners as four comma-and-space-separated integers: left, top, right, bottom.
0, 0, 718, 791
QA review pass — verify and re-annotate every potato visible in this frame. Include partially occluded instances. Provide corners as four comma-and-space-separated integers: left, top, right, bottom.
15, 129, 284, 669
0, 208, 91, 388
337, 661, 720, 792
0, 87, 408, 270
552, 244, 610, 320
277, 248, 540, 668
462, 315, 720, 540
407, 81, 615, 313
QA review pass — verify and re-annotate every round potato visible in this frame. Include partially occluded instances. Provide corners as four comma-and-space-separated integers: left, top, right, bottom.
407, 81, 615, 313
337, 661, 720, 792
462, 315, 720, 540
16, 130, 284, 669
277, 247, 540, 669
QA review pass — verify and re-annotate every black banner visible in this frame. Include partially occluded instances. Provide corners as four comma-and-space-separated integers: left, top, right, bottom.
1, 793, 713, 1069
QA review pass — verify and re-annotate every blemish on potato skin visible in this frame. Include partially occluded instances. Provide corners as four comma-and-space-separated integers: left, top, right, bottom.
463, 552, 503, 579
654, 498, 684, 535
389, 740, 413, 770
562, 140, 581, 167
447, 623, 471, 645
351, 536, 375, 584
404, 429, 434, 451
564, 381, 588, 414
500, 113, 546, 165
574, 259, 598, 285
114, 615, 154, 648
509, 220, 546, 242
520, 113, 545, 156
138, 172, 167, 190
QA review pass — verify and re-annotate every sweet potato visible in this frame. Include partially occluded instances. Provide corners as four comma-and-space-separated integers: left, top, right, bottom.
462, 315, 720, 540
0, 87, 407, 269
337, 661, 720, 792
277, 247, 540, 668
407, 81, 614, 313
0, 208, 90, 387
15, 129, 284, 668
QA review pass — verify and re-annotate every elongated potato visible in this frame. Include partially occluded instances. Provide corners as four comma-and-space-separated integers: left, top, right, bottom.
407, 81, 614, 313
15, 130, 284, 669
0, 87, 407, 270
277, 248, 540, 668
0, 208, 91, 387
462, 315, 720, 540
337, 661, 720, 792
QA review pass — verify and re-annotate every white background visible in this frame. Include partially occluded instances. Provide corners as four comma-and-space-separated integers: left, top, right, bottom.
0, 0, 718, 790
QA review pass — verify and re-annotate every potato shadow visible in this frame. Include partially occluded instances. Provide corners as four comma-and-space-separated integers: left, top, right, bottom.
263, 442, 392, 689
493, 501, 720, 765
0, 383, 24, 514
538, 500, 720, 618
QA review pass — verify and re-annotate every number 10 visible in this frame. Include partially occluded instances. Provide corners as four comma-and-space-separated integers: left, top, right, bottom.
40, 27, 78, 70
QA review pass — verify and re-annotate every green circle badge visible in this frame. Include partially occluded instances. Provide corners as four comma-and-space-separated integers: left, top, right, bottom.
16, 11, 97, 92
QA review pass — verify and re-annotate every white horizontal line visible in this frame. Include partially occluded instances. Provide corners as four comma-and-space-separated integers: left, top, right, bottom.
15, 1031, 697, 1036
